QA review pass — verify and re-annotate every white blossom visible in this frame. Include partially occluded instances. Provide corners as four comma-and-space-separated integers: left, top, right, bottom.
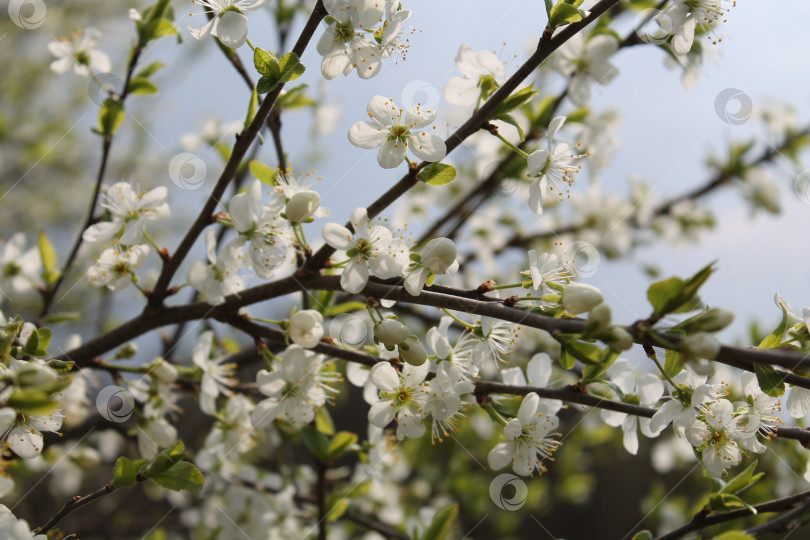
188, 0, 270, 49
348, 96, 446, 169
367, 361, 429, 440
444, 43, 504, 107
48, 27, 111, 77
488, 393, 561, 476
82, 182, 170, 246
322, 207, 409, 294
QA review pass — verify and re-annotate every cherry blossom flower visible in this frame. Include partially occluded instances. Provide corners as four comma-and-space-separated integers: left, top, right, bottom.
424, 362, 474, 443
527, 116, 583, 215
317, 0, 384, 79
321, 207, 409, 294
82, 182, 170, 246
658, 0, 734, 56
288, 310, 324, 348
48, 27, 111, 77
0, 505, 46, 539
367, 361, 430, 440
0, 406, 63, 460
488, 392, 561, 476
404, 237, 458, 296
444, 43, 504, 107
522, 250, 570, 295
348, 96, 446, 169
552, 33, 619, 103
251, 345, 337, 428
188, 0, 270, 49
0, 234, 40, 298
86, 244, 149, 291
187, 228, 246, 305
685, 399, 741, 477
228, 180, 292, 279
193, 331, 235, 415
600, 359, 664, 455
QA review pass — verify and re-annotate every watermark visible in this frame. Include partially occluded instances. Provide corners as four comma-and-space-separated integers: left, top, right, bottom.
328, 313, 368, 348
8, 0, 46, 30
793, 168, 810, 204
96, 385, 135, 423
714, 88, 753, 126
489, 473, 528, 511
169, 152, 208, 190
633, 8, 674, 46
560, 240, 601, 278
400, 80, 441, 112
88, 73, 124, 106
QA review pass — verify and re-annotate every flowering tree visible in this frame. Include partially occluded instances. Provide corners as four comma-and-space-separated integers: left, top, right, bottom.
3, 0, 810, 538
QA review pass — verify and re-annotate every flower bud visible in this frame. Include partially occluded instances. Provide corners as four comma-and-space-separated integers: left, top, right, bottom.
375, 319, 410, 348
562, 282, 604, 315
151, 358, 178, 384
399, 336, 427, 366
289, 309, 324, 348
15, 362, 60, 390
584, 302, 611, 336
682, 308, 735, 333
420, 237, 457, 275
285, 190, 321, 223
604, 327, 634, 351
681, 332, 720, 360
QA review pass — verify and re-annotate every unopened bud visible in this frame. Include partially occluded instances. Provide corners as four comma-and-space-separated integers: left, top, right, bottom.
562, 282, 604, 315
399, 336, 427, 366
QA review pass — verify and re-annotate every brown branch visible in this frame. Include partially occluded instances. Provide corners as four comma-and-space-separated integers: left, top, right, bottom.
38, 482, 119, 534
654, 489, 810, 540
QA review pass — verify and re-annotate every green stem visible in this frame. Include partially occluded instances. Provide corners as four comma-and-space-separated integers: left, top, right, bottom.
441, 309, 475, 330
142, 230, 161, 253
648, 348, 679, 390
250, 317, 287, 326
492, 282, 525, 290
494, 132, 529, 158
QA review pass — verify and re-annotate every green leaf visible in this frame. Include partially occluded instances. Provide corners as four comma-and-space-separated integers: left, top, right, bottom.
631, 533, 653, 540
276, 84, 316, 110
257, 76, 280, 95
47, 359, 75, 374
493, 113, 525, 141
22, 328, 39, 356
5, 390, 59, 415
113, 456, 138, 488
127, 77, 159, 95
421, 503, 458, 540
549, 1, 584, 28
419, 163, 456, 186
721, 460, 762, 495
144, 441, 186, 477
134, 61, 165, 79
582, 348, 618, 381
326, 431, 358, 461
278, 52, 306, 82
38, 230, 58, 285
150, 461, 204, 492
254, 48, 280, 78
559, 345, 577, 370
33, 328, 51, 356
709, 492, 757, 515
752, 362, 785, 397
315, 406, 335, 435
758, 298, 790, 349
714, 533, 755, 540
561, 340, 602, 366
97, 98, 125, 137
493, 84, 539, 118
250, 161, 276, 185
42, 312, 81, 325
301, 425, 330, 462
647, 263, 714, 317
325, 497, 349, 522
244, 87, 258, 131
663, 349, 684, 379
139, 17, 177, 45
